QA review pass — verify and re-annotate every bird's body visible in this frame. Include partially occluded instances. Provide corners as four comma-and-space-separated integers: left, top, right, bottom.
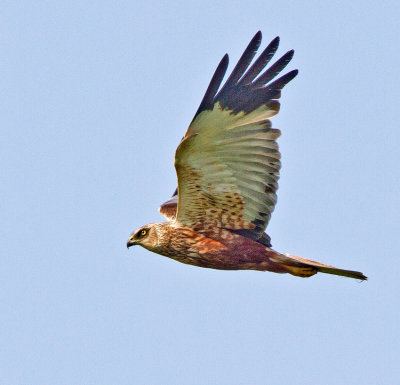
127, 32, 367, 281
138, 222, 284, 272
133, 221, 363, 278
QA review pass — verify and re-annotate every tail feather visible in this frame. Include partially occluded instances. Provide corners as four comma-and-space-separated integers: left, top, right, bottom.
313, 265, 367, 280
273, 252, 367, 281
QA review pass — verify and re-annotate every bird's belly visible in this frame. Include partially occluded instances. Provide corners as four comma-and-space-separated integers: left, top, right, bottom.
156, 228, 285, 272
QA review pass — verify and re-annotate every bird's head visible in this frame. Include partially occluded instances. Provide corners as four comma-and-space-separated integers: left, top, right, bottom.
126, 224, 159, 250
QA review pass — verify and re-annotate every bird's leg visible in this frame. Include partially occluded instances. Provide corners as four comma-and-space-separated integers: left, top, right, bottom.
283, 265, 318, 278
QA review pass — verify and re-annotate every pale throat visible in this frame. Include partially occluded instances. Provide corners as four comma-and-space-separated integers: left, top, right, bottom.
153, 222, 173, 249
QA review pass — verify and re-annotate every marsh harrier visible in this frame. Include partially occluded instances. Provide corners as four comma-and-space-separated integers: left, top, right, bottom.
127, 32, 367, 280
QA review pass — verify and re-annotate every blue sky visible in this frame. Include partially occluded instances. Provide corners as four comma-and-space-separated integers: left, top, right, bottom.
2, 1, 400, 384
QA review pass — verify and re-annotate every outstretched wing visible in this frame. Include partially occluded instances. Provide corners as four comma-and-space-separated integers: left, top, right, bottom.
172, 32, 298, 242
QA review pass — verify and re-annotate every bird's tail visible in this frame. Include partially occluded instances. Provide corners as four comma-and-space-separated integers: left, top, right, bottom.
271, 251, 367, 280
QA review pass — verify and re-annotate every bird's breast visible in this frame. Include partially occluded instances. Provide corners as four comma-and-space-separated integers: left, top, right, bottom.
154, 223, 273, 269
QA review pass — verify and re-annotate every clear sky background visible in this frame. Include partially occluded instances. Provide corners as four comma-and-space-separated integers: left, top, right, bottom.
2, 1, 400, 384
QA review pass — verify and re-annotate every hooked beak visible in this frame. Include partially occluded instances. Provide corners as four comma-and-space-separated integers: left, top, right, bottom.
126, 237, 137, 248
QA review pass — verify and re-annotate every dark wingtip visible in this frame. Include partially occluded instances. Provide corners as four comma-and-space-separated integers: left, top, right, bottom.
283, 49, 295, 63
271, 37, 280, 52
252, 31, 262, 50
289, 68, 299, 81
193, 32, 297, 116
287, 68, 299, 81
193, 53, 229, 118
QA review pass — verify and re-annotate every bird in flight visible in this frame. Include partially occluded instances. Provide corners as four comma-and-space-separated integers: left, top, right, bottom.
127, 32, 367, 280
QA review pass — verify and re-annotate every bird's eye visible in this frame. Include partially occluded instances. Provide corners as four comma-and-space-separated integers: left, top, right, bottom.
140, 229, 147, 237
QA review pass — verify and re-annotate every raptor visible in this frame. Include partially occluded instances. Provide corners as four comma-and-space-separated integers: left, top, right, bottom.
127, 32, 367, 280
